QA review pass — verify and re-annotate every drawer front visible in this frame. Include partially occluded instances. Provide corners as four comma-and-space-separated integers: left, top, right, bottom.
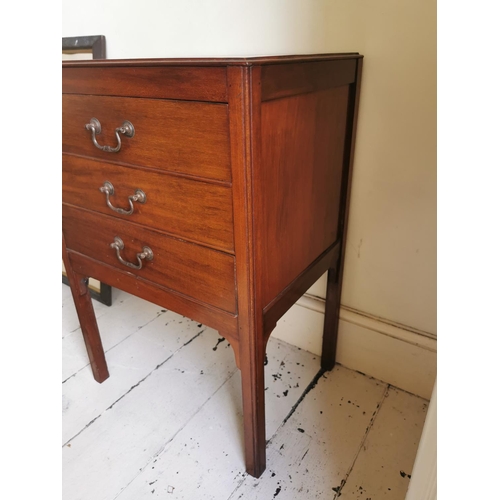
62, 155, 234, 253
62, 94, 231, 182
62, 205, 237, 313
62, 65, 228, 102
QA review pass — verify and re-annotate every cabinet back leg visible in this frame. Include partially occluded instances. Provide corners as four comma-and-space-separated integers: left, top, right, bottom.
321, 266, 340, 371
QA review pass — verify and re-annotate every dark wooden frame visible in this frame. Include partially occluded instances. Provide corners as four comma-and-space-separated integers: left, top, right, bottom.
62, 35, 106, 60
62, 35, 111, 305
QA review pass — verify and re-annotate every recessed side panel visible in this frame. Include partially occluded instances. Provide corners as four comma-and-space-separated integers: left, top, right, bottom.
257, 85, 350, 306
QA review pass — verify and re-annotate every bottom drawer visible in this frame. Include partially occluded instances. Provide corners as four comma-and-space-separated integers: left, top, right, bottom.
62, 205, 236, 313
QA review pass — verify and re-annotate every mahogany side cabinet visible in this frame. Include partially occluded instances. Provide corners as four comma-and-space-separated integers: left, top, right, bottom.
62, 53, 363, 478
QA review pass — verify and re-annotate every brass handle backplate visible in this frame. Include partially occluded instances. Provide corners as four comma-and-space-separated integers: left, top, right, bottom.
85, 117, 135, 153
99, 181, 146, 215
110, 236, 153, 270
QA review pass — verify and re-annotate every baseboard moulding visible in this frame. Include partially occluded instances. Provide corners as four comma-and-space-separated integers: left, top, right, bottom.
270, 294, 436, 400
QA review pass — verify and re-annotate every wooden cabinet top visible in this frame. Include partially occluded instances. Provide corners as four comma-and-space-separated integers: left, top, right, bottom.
62, 53, 362, 67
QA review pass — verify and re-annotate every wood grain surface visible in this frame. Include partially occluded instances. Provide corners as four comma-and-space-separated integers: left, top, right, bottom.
62, 55, 364, 479
63, 205, 236, 313
63, 95, 231, 181
63, 65, 228, 102
62, 234, 109, 383
63, 155, 234, 252
261, 59, 356, 101
257, 86, 350, 306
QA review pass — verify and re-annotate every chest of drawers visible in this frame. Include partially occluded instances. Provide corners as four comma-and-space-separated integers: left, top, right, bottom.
62, 54, 363, 478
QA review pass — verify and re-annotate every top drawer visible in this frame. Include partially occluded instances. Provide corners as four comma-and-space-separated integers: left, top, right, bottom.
62, 95, 232, 182
62, 65, 228, 102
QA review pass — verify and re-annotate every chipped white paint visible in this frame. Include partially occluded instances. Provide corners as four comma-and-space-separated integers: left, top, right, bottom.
62, 308, 207, 444
63, 328, 236, 500
339, 387, 428, 499
116, 339, 320, 500
62, 284, 428, 500
229, 367, 387, 500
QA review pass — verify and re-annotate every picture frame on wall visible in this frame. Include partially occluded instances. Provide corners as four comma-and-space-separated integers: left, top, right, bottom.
62, 35, 112, 306
62, 35, 106, 60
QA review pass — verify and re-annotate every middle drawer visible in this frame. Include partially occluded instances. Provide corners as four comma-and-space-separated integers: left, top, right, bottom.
62, 155, 234, 253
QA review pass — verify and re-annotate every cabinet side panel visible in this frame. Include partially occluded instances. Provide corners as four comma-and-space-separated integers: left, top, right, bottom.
261, 59, 356, 101
258, 86, 350, 306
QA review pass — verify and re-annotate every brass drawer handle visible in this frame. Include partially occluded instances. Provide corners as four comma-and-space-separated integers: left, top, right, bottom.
110, 236, 153, 270
85, 117, 135, 153
99, 181, 146, 215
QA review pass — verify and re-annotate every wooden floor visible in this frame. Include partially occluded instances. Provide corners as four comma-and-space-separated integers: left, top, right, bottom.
62, 285, 428, 500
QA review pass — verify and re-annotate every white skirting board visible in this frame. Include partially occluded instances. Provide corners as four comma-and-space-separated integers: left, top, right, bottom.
270, 295, 437, 400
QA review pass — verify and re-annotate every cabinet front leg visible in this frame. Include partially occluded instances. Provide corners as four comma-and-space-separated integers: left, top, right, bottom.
239, 329, 267, 478
71, 273, 109, 383
63, 238, 109, 383
321, 266, 341, 371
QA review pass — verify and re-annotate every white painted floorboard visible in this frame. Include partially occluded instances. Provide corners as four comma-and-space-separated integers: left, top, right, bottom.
62, 284, 428, 500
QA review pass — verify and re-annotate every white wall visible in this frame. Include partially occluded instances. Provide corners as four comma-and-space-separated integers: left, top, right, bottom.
63, 0, 437, 397
324, 0, 437, 336
277, 0, 437, 397
62, 0, 334, 58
